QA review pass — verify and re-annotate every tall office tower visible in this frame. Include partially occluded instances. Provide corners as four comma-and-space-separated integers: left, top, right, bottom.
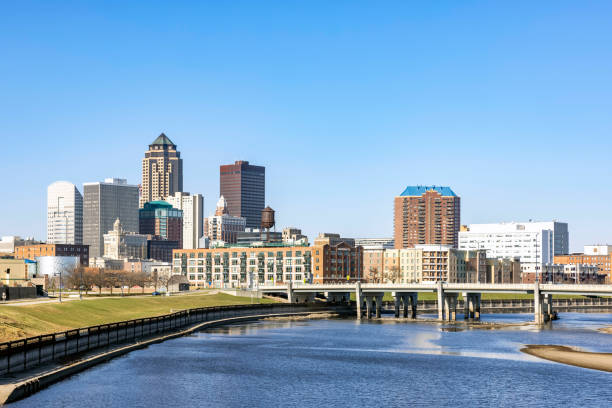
139, 201, 183, 247
83, 178, 140, 258
47, 181, 83, 245
219, 160, 265, 229
167, 192, 204, 249
140, 133, 183, 208
393, 186, 460, 249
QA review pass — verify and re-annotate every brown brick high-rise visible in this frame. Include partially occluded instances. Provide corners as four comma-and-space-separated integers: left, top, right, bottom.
394, 186, 460, 249
220, 161, 265, 229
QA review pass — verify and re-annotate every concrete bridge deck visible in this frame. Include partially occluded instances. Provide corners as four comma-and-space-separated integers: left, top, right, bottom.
256, 282, 612, 324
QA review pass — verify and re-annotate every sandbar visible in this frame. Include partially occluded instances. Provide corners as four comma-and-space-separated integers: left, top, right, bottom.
521, 345, 612, 372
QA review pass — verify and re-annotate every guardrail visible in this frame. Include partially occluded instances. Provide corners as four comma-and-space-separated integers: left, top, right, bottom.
382, 297, 612, 312
0, 303, 326, 376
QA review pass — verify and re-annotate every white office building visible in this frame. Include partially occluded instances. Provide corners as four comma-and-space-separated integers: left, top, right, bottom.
204, 196, 246, 244
458, 221, 570, 265
166, 192, 204, 250
584, 245, 612, 256
47, 181, 83, 245
354, 238, 395, 249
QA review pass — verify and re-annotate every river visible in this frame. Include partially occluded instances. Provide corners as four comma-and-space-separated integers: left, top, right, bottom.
10, 313, 612, 407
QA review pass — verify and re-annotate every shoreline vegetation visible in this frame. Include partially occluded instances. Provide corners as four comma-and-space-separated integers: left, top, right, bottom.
521, 345, 612, 373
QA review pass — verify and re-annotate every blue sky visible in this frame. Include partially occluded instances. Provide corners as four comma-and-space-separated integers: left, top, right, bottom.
1, 1, 611, 251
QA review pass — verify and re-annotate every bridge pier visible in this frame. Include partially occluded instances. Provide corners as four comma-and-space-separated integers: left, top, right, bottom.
545, 294, 553, 321
437, 282, 445, 320
394, 292, 417, 319
394, 295, 400, 318
443, 293, 458, 321
365, 296, 373, 319
437, 282, 458, 321
534, 282, 542, 324
325, 292, 351, 304
294, 293, 315, 303
364, 293, 383, 319
355, 281, 362, 319
375, 295, 383, 318
462, 292, 481, 320
409, 294, 417, 319
287, 281, 294, 303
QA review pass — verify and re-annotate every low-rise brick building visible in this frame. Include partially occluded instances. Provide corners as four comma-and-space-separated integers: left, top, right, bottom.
14, 244, 89, 266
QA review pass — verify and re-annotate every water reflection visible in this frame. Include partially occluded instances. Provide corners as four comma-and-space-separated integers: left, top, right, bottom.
9, 313, 612, 408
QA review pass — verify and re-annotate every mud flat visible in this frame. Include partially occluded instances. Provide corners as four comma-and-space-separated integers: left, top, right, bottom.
598, 326, 612, 334
521, 345, 612, 372
262, 312, 340, 321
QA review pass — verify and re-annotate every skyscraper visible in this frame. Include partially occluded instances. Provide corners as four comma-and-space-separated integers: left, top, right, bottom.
140, 133, 183, 208
83, 178, 139, 257
219, 160, 265, 229
167, 192, 204, 249
393, 186, 460, 249
47, 181, 83, 245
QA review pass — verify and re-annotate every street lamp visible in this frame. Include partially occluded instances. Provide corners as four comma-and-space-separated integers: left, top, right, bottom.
79, 267, 84, 300
58, 267, 62, 302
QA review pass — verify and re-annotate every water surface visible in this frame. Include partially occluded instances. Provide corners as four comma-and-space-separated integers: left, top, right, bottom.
10, 313, 612, 407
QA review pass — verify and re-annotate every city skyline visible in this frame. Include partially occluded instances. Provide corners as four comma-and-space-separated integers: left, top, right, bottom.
1, 133, 605, 253
2, 2, 612, 251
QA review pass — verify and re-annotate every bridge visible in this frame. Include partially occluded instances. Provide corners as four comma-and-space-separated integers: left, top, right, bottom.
257, 282, 612, 324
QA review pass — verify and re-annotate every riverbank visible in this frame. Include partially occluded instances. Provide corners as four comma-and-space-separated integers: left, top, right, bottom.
0, 308, 335, 405
521, 345, 612, 372
0, 293, 276, 341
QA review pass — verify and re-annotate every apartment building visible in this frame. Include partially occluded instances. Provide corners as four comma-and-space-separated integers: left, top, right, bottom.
554, 245, 611, 283
521, 263, 603, 284
394, 186, 460, 249
173, 244, 312, 288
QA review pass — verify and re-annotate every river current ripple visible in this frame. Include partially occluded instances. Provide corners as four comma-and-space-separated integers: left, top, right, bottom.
10, 313, 612, 407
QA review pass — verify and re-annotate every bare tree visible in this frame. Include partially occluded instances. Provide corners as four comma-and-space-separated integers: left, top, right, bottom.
157, 273, 173, 296
368, 266, 380, 283
384, 265, 401, 284
81, 268, 96, 295
91, 268, 107, 295
64, 267, 81, 290
105, 271, 120, 295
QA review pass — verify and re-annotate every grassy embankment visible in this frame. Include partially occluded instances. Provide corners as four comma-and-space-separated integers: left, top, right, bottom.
0, 293, 276, 342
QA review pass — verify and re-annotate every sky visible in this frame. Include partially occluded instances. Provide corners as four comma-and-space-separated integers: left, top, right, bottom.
1, 1, 611, 252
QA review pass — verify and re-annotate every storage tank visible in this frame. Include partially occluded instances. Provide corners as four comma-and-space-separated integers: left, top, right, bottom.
261, 207, 275, 230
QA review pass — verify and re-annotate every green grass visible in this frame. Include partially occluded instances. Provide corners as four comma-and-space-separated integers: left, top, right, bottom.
0, 293, 276, 342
